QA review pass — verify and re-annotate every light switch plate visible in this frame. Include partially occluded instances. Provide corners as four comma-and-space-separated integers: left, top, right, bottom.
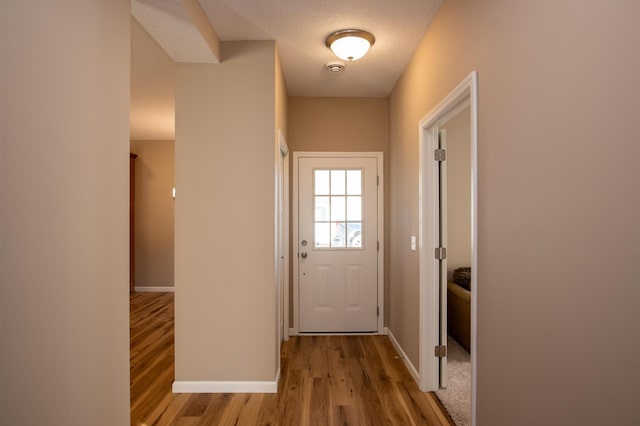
410, 235, 417, 251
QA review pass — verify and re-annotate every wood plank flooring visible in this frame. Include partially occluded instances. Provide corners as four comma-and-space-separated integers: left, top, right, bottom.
130, 292, 175, 425
131, 292, 454, 426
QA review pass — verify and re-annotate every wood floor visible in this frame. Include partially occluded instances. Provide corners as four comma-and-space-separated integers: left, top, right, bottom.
130, 292, 175, 425
131, 292, 454, 426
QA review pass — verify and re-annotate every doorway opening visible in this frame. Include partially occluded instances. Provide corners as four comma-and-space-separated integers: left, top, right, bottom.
418, 72, 478, 425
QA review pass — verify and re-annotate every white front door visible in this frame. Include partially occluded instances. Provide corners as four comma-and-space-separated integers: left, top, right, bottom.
297, 155, 379, 332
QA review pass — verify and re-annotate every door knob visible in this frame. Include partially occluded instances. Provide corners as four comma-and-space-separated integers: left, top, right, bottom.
301, 252, 308, 259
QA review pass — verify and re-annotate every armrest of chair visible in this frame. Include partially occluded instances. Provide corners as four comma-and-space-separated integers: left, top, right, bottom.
447, 281, 471, 302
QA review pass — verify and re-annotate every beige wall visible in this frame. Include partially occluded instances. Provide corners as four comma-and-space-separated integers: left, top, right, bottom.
441, 106, 471, 280
130, 140, 175, 288
287, 97, 390, 325
0, 1, 130, 424
175, 41, 278, 382
389, 0, 640, 424
130, 17, 176, 140
288, 98, 389, 153
276, 49, 288, 141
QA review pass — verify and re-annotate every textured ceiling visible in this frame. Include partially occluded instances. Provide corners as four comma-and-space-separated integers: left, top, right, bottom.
199, 0, 443, 97
130, 0, 443, 139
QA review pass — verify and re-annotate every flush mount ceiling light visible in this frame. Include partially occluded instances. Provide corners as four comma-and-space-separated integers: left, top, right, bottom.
326, 29, 375, 61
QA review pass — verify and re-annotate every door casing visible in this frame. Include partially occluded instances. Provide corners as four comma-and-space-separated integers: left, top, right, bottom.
291, 152, 384, 335
418, 71, 478, 424
276, 131, 289, 377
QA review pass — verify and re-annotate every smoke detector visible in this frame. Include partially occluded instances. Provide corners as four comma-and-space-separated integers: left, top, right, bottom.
325, 62, 345, 74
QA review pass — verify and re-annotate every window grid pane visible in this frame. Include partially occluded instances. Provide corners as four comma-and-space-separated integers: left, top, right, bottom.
315, 223, 330, 247
331, 170, 346, 195
346, 196, 362, 221
315, 170, 330, 195
313, 168, 364, 250
347, 170, 362, 195
331, 196, 346, 221
331, 222, 346, 248
315, 196, 330, 221
347, 222, 362, 248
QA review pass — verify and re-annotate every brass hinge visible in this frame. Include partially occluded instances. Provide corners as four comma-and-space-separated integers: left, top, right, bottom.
435, 345, 447, 358
434, 149, 446, 162
434, 247, 447, 260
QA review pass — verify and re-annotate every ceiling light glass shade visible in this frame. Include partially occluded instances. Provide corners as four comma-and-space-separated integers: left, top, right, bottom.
326, 30, 375, 61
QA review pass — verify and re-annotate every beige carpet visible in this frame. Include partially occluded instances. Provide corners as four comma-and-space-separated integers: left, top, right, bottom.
435, 335, 471, 426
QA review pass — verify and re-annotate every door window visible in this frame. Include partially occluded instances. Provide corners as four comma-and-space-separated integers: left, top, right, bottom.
313, 169, 363, 249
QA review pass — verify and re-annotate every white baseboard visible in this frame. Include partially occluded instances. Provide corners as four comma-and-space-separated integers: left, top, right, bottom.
134, 286, 175, 292
289, 328, 384, 336
385, 327, 420, 383
172, 378, 278, 394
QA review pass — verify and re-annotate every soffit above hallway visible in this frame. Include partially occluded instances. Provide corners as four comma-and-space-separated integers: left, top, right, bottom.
132, 0, 443, 97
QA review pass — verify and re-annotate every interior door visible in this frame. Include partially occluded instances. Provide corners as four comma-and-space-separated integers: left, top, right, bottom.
438, 129, 448, 388
298, 156, 378, 332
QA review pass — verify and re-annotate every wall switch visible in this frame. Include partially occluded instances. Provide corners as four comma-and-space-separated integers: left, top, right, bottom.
410, 236, 417, 251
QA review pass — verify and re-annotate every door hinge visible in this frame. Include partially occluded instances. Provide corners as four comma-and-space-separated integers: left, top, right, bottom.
434, 247, 447, 260
435, 345, 447, 358
377, 175, 380, 186
434, 149, 446, 162
377, 306, 380, 317
377, 241, 380, 251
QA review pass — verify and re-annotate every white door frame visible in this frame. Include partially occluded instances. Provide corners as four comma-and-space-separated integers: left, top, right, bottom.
418, 72, 478, 424
281, 135, 290, 342
291, 151, 384, 335
275, 130, 289, 380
